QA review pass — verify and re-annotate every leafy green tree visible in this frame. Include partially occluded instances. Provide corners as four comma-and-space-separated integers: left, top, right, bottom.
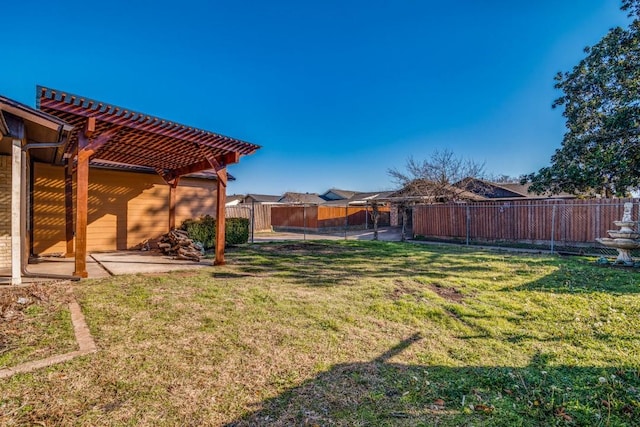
525, 0, 640, 197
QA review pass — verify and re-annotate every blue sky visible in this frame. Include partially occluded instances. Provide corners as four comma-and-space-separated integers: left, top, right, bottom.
0, 1, 628, 195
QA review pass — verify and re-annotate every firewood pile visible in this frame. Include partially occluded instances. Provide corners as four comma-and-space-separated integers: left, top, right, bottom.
157, 229, 204, 262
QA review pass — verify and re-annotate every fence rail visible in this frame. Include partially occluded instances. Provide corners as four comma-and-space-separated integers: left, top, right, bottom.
413, 198, 638, 254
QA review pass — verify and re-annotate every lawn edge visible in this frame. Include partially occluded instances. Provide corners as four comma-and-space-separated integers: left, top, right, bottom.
0, 287, 97, 379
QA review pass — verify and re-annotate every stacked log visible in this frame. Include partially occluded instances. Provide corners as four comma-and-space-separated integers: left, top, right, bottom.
157, 229, 204, 261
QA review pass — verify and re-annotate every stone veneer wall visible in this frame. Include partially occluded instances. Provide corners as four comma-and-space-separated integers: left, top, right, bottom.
0, 155, 11, 269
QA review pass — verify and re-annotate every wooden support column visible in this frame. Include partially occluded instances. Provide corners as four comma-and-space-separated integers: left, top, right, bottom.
214, 167, 227, 266
72, 120, 119, 278
64, 159, 74, 257
168, 177, 180, 231
73, 150, 90, 278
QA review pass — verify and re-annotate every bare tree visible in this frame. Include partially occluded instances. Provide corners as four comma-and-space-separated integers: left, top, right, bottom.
486, 173, 523, 184
370, 201, 381, 240
388, 149, 487, 240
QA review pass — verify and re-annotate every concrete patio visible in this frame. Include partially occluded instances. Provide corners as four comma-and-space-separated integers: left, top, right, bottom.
0, 227, 407, 285
0, 251, 211, 284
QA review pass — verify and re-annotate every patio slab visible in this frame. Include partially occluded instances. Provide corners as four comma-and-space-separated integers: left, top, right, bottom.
1, 251, 210, 284
90, 251, 210, 276
0, 256, 110, 284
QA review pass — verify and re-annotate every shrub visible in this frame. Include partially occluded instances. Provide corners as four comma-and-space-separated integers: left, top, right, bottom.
180, 216, 249, 249
226, 218, 250, 245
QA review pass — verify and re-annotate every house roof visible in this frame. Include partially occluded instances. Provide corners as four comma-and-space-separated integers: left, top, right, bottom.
0, 94, 73, 163
387, 180, 486, 202
498, 182, 535, 197
279, 192, 326, 204
37, 86, 260, 179
321, 188, 358, 201
321, 190, 395, 205
244, 194, 282, 203
458, 178, 576, 200
225, 194, 245, 205
457, 178, 528, 199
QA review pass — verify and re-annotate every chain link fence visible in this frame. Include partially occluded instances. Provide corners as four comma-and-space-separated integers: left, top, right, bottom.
412, 199, 639, 256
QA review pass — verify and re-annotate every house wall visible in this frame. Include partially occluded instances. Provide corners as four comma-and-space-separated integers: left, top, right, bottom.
0, 155, 11, 268
32, 163, 218, 255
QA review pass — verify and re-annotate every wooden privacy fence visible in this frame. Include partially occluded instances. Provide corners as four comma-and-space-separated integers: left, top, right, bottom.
271, 205, 391, 231
413, 198, 638, 251
226, 204, 272, 232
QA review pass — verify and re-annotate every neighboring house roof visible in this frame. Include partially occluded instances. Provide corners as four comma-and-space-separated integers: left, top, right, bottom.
457, 178, 528, 199
321, 188, 358, 201
226, 194, 245, 206
244, 194, 282, 204
496, 182, 532, 197
458, 178, 576, 200
387, 179, 486, 203
279, 192, 325, 205
322, 190, 395, 205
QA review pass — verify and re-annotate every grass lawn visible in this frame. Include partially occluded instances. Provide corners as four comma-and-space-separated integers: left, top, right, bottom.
1, 241, 639, 426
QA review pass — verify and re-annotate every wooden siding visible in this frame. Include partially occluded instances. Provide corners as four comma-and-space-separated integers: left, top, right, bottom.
33, 163, 218, 254
413, 199, 636, 245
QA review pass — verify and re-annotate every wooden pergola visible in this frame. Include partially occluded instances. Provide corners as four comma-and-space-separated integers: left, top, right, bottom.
37, 86, 260, 277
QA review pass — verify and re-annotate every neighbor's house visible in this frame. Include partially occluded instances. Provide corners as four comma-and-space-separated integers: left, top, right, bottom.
278, 192, 326, 205
243, 194, 282, 205
455, 178, 576, 201
225, 194, 245, 206
1, 87, 259, 283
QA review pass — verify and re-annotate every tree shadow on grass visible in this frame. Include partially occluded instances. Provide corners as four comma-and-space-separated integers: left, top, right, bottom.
225, 334, 640, 426
223, 241, 497, 287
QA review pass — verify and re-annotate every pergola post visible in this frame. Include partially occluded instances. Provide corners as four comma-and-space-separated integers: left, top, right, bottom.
11, 138, 22, 285
73, 150, 90, 278
214, 167, 227, 266
64, 159, 74, 257
168, 178, 180, 231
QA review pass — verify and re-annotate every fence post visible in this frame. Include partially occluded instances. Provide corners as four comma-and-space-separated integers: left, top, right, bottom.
250, 200, 255, 244
303, 204, 307, 241
365, 201, 369, 229
550, 204, 557, 253
344, 203, 348, 240
466, 205, 470, 245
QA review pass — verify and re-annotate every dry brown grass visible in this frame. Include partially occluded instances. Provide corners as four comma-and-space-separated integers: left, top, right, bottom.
0, 282, 75, 369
